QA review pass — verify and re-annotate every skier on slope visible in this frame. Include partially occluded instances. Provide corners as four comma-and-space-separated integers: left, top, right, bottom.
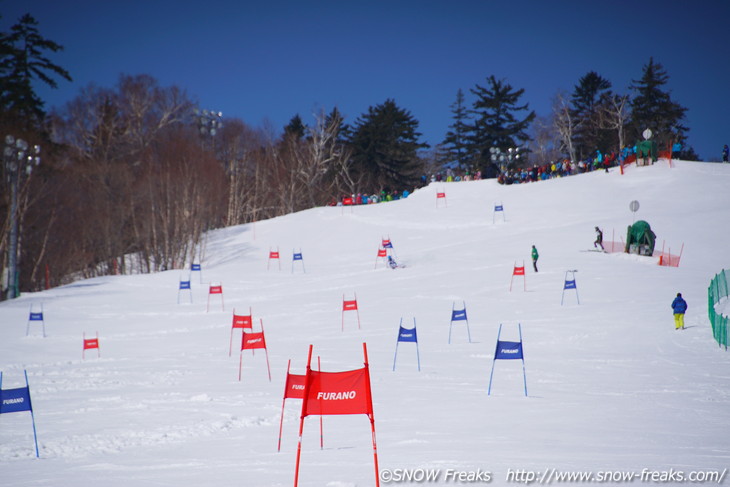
387, 255, 398, 269
594, 226, 604, 251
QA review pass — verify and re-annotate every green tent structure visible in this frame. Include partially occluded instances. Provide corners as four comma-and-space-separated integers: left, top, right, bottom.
636, 139, 658, 165
625, 220, 656, 256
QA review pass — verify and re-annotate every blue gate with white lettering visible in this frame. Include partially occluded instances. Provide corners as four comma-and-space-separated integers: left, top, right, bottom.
393, 318, 420, 371
0, 370, 40, 457
488, 323, 528, 396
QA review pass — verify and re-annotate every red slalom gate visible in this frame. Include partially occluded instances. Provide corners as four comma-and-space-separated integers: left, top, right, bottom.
83, 332, 100, 359
207, 282, 224, 312
293, 343, 379, 486
277, 358, 323, 452
510, 261, 526, 291
268, 247, 281, 271
342, 293, 361, 331
229, 307, 253, 356
238, 319, 271, 382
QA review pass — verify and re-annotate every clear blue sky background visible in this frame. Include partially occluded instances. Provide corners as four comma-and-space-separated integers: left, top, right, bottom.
3, 0, 729, 161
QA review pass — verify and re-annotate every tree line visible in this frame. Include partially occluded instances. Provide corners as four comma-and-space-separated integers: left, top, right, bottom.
0, 12, 691, 298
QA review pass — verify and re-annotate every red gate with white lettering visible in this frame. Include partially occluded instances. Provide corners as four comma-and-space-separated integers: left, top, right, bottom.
82, 332, 100, 359
510, 261, 526, 291
268, 247, 281, 271
342, 293, 361, 331
229, 307, 253, 356
207, 282, 224, 312
238, 319, 271, 381
277, 358, 323, 452
293, 343, 379, 486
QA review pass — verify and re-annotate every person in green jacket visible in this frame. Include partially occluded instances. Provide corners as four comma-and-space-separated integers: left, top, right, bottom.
531, 245, 539, 272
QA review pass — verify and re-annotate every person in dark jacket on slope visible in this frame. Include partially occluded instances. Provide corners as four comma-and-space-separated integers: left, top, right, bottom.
671, 292, 688, 330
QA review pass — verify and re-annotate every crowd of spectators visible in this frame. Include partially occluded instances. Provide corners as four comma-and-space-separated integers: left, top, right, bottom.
497, 150, 621, 185
331, 146, 657, 204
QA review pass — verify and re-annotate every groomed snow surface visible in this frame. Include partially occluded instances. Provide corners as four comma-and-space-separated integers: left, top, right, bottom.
2, 160, 730, 486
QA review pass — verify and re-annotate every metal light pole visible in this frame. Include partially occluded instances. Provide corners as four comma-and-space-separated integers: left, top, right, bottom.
3, 135, 41, 299
490, 146, 521, 174
195, 108, 223, 138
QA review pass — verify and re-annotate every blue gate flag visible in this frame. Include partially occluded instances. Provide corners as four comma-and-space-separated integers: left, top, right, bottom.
0, 370, 40, 457
179, 280, 191, 290
561, 270, 580, 305
493, 202, 506, 223
291, 249, 306, 273
191, 263, 201, 271
393, 318, 420, 371
26, 304, 46, 337
0, 387, 33, 414
449, 301, 471, 344
494, 340, 524, 360
451, 309, 467, 321
398, 326, 418, 343
488, 324, 528, 397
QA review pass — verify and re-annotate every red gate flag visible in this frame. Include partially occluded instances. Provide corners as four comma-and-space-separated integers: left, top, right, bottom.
294, 343, 379, 487
436, 191, 447, 207
207, 282, 224, 312
375, 247, 387, 269
285, 371, 306, 399
239, 319, 271, 382
510, 261, 526, 291
342, 293, 361, 331
278, 359, 323, 452
229, 307, 253, 356
268, 247, 281, 270
82, 332, 100, 359
302, 368, 372, 416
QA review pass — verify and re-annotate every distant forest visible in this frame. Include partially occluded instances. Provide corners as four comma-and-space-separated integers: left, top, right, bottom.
0, 13, 693, 298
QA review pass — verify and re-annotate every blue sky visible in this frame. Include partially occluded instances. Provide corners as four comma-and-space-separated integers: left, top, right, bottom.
3, 0, 729, 160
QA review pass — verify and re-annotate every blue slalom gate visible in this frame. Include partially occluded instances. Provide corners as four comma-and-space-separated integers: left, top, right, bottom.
488, 323, 528, 397
393, 318, 420, 371
493, 202, 505, 223
0, 370, 40, 457
26, 303, 46, 337
292, 249, 305, 273
561, 270, 579, 305
177, 277, 192, 304
448, 301, 471, 344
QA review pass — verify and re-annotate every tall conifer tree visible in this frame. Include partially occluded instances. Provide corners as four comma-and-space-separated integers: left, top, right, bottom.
441, 89, 472, 170
629, 57, 688, 150
348, 99, 427, 192
468, 75, 535, 173
0, 13, 71, 128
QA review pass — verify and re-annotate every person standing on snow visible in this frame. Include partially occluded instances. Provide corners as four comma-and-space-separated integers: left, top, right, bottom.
723, 144, 729, 162
594, 226, 604, 251
531, 245, 539, 272
671, 292, 688, 330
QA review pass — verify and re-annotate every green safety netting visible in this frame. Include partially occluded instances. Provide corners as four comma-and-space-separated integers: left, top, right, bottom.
708, 270, 730, 350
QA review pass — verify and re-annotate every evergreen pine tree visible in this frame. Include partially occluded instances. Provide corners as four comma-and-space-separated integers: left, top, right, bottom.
441, 89, 472, 170
347, 99, 428, 193
629, 57, 688, 151
571, 71, 613, 159
0, 13, 71, 128
468, 75, 535, 173
283, 114, 306, 140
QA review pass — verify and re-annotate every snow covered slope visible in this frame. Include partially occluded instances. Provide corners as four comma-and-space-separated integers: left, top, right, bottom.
2, 160, 730, 486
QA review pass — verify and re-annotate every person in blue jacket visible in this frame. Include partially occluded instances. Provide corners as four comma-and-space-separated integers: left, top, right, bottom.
671, 292, 688, 330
